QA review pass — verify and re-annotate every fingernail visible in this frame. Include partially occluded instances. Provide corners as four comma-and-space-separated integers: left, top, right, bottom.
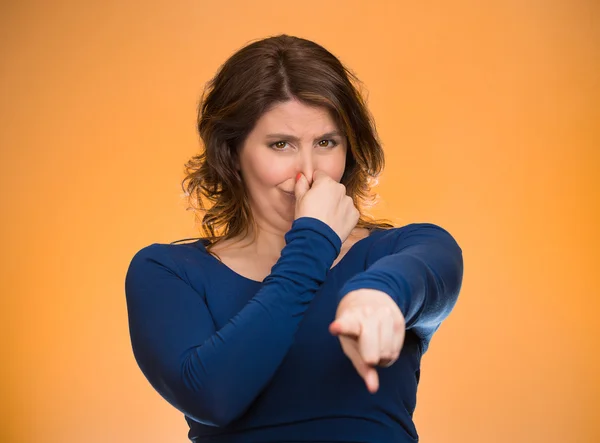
296, 173, 302, 182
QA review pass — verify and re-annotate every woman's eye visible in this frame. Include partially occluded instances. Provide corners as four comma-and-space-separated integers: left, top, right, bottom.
272, 141, 288, 150
318, 139, 338, 148
271, 139, 338, 150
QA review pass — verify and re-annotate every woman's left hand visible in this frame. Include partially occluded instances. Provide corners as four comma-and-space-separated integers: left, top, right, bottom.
329, 289, 406, 393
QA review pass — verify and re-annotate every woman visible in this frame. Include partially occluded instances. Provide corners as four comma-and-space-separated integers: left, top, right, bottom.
125, 34, 464, 442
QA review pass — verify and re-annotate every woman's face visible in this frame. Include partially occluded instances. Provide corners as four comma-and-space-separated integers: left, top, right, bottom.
237, 98, 347, 226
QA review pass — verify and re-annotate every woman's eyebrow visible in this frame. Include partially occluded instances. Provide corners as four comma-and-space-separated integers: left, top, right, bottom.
265, 131, 343, 142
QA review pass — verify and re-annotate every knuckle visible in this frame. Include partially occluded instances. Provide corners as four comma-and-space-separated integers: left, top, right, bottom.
380, 350, 393, 360
380, 307, 392, 318
375, 306, 391, 318
362, 305, 374, 316
365, 355, 378, 365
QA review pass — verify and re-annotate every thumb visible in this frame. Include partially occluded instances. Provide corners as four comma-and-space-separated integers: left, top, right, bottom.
294, 172, 310, 200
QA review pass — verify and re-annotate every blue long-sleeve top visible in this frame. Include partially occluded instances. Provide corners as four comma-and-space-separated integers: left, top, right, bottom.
125, 217, 463, 442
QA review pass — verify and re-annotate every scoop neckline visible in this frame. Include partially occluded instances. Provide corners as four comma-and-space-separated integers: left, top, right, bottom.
194, 229, 379, 284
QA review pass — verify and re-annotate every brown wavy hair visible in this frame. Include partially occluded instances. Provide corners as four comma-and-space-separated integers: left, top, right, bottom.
181, 34, 396, 251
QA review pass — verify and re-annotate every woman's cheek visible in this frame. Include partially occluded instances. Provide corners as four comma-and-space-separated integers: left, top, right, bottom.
321, 153, 347, 182
259, 161, 290, 185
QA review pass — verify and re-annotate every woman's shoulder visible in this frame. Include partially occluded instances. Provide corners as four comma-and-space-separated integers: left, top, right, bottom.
127, 237, 216, 279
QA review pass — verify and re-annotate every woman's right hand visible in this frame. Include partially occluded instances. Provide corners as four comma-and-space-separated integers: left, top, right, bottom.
294, 170, 360, 243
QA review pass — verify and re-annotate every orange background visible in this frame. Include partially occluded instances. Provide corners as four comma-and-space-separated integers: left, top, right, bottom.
1, 1, 598, 442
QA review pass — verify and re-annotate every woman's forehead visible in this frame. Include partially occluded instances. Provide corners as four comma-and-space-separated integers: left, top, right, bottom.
253, 100, 340, 134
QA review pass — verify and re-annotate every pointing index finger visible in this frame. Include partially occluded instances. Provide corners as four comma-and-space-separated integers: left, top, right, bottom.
329, 315, 362, 338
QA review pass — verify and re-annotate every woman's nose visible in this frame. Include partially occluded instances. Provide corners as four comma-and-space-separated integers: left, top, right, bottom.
296, 152, 316, 185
